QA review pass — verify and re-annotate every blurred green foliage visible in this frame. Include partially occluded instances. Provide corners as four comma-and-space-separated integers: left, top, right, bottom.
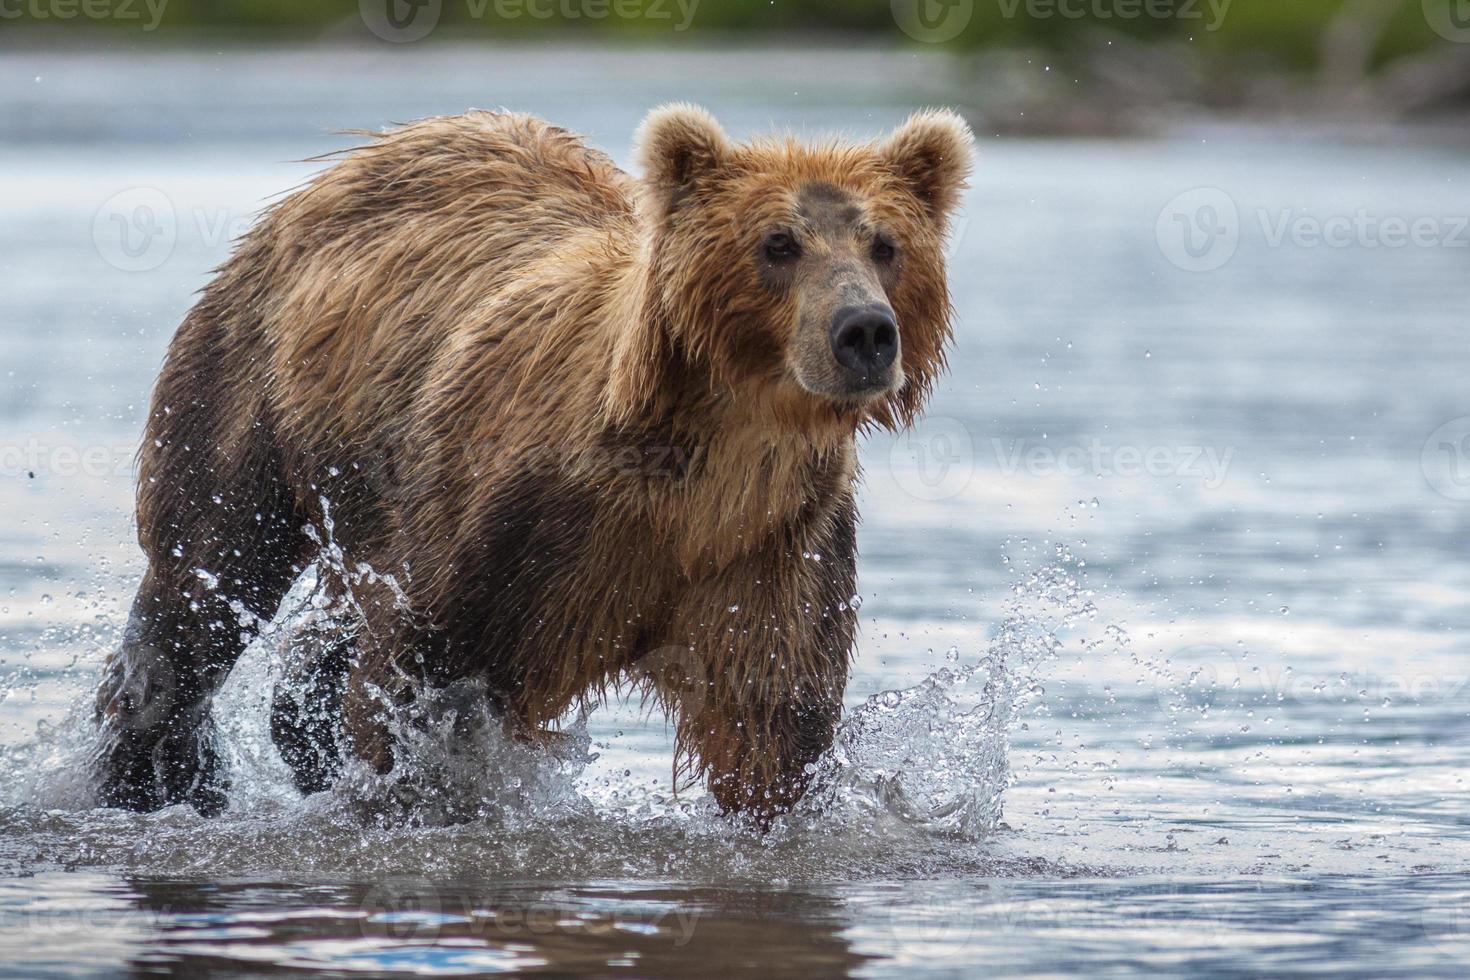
0, 0, 1454, 73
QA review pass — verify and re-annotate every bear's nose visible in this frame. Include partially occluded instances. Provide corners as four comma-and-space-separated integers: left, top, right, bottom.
830, 306, 898, 381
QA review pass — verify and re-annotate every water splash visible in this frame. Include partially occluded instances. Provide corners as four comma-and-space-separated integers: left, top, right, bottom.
798, 551, 1097, 838
331, 679, 595, 829
0, 545, 1117, 878
212, 500, 597, 828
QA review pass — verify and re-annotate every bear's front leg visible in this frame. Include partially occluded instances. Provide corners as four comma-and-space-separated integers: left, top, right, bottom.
654, 508, 858, 826
695, 670, 845, 822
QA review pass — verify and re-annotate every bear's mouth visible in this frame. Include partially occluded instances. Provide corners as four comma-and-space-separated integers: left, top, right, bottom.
836, 367, 903, 400
789, 361, 903, 409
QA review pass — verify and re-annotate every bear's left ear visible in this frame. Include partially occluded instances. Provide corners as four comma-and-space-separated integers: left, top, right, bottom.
879, 108, 974, 224
635, 103, 731, 213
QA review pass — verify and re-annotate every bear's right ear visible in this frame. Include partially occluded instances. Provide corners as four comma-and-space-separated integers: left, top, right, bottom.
879, 108, 974, 226
635, 103, 731, 213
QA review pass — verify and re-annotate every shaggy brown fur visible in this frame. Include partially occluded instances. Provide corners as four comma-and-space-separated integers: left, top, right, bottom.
94, 104, 973, 823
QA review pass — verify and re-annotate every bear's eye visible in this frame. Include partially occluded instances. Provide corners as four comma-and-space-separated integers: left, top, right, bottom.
872, 234, 897, 263
763, 232, 800, 262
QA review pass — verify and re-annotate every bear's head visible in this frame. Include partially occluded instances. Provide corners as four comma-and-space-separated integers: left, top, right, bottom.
613, 103, 972, 434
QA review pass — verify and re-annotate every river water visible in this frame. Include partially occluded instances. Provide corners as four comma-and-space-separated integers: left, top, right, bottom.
2, 44, 1469, 977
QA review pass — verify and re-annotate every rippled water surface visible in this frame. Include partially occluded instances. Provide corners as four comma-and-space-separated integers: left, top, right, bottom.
2, 45, 1469, 977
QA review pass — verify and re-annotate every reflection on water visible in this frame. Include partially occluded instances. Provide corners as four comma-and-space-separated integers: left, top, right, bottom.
5, 873, 1470, 977
118, 879, 866, 978
1, 43, 1469, 977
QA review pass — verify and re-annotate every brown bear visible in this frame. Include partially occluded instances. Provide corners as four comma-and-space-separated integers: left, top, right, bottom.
93, 104, 972, 823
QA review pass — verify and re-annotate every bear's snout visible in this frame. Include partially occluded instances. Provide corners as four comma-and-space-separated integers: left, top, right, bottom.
829, 304, 899, 390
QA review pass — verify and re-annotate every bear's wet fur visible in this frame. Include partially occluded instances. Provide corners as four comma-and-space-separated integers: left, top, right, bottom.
93, 105, 973, 823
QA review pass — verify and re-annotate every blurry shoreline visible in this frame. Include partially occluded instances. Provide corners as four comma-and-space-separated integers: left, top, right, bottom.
4, 35, 1469, 146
